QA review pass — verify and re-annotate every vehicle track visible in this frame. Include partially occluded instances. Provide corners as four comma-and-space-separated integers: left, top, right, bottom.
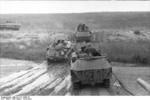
0, 61, 134, 96
71, 86, 111, 96
46, 63, 117, 96
45, 62, 113, 96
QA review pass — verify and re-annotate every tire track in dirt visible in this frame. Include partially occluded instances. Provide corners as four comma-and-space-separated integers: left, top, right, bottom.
112, 73, 134, 96
0, 61, 134, 96
0, 67, 39, 86
0, 68, 41, 92
0, 62, 54, 96
45, 63, 113, 96
1, 69, 46, 95
46, 63, 71, 95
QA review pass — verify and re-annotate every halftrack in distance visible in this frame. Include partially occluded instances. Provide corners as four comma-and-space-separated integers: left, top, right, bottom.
75, 24, 94, 42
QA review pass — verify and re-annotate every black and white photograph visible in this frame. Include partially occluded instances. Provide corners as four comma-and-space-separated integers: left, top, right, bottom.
0, 0, 150, 97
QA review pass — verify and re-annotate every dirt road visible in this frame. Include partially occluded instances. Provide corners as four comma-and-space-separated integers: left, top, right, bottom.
0, 60, 134, 96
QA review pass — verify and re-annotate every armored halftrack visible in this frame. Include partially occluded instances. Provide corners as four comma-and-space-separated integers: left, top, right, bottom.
75, 24, 93, 42
70, 56, 112, 89
0, 21, 21, 30
70, 24, 112, 89
46, 33, 72, 64
46, 46, 68, 64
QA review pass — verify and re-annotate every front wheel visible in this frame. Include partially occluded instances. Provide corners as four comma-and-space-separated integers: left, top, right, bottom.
73, 82, 80, 90
103, 79, 110, 88
47, 58, 51, 65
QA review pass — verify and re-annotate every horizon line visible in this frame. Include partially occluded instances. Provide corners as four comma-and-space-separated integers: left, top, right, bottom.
0, 11, 150, 15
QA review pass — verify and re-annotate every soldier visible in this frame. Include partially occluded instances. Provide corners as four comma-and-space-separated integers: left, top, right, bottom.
77, 24, 83, 32
71, 52, 78, 62
55, 41, 64, 50
84, 43, 101, 57
85, 26, 89, 32
77, 46, 88, 58
82, 24, 85, 31
64, 40, 72, 49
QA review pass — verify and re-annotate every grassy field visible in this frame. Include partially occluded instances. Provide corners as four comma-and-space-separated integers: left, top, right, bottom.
101, 40, 150, 64
1, 12, 150, 31
0, 12, 150, 64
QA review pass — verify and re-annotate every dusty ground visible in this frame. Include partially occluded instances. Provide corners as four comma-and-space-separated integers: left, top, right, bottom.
113, 65, 150, 95
0, 58, 149, 96
0, 58, 39, 78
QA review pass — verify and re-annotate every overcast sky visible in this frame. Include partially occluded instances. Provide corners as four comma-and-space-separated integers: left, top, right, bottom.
0, 1, 150, 14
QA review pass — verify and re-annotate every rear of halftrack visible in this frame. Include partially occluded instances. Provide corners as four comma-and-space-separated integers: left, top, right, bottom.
70, 24, 112, 89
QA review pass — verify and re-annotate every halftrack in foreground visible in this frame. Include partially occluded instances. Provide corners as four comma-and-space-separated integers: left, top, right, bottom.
70, 24, 112, 89
71, 56, 112, 89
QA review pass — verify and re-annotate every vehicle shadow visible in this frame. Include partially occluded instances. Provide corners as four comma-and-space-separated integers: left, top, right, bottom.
71, 83, 111, 96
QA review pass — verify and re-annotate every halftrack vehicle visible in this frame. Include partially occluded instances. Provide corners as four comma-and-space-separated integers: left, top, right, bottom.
70, 56, 112, 89
70, 39, 112, 89
0, 21, 21, 30
70, 24, 112, 89
46, 33, 72, 64
75, 24, 93, 42
46, 46, 69, 64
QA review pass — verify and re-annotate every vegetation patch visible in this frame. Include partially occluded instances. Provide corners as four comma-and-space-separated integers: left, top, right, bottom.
101, 40, 150, 64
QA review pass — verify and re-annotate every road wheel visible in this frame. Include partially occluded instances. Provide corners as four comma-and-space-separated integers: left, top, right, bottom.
73, 82, 80, 90
104, 79, 110, 88
47, 58, 51, 65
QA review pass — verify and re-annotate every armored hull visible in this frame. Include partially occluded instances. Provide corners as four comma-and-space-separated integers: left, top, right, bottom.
46, 33, 72, 64
71, 56, 112, 88
46, 54, 67, 63
75, 31, 92, 42
46, 47, 69, 64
